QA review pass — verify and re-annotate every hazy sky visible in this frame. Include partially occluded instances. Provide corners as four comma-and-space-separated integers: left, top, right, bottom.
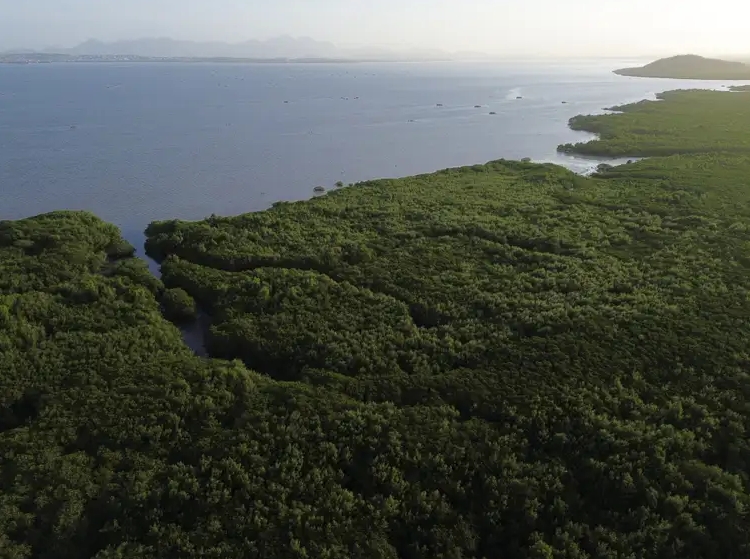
2, 0, 749, 56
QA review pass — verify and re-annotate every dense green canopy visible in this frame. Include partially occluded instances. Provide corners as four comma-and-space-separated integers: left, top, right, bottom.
3, 88, 750, 557
161, 287, 198, 324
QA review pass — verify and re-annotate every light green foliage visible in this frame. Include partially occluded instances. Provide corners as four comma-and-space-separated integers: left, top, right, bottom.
559, 88, 750, 156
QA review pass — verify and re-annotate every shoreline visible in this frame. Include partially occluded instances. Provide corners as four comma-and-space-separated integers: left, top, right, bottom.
555, 86, 750, 159
143, 85, 750, 355
6, 80, 750, 556
9, 84, 744, 258
144, 90, 647, 355
140, 98, 634, 355
40, 85, 718, 277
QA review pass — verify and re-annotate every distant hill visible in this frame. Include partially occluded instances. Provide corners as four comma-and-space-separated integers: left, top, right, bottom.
614, 55, 750, 79
46, 36, 454, 62
62, 37, 340, 59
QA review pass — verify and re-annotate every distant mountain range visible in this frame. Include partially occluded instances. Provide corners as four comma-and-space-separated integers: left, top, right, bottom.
24, 37, 466, 61
614, 55, 750, 80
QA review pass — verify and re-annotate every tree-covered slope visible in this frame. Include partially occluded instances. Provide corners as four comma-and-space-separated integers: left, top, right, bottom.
614, 54, 750, 79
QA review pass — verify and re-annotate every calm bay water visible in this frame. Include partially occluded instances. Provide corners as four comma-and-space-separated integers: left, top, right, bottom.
1, 59, 747, 253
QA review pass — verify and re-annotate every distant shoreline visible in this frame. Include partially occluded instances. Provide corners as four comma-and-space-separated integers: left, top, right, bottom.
0, 53, 452, 65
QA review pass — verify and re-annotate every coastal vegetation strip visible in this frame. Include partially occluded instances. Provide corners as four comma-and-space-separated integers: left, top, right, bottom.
3, 87, 750, 557
558, 88, 750, 156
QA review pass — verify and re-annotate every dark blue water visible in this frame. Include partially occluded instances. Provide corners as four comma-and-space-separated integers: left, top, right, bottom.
2, 60, 748, 253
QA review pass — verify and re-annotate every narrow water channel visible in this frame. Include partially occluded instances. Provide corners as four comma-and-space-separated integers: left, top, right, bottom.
133, 243, 210, 357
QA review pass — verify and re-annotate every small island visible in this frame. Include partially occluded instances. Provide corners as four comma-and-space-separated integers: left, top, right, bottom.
614, 54, 750, 80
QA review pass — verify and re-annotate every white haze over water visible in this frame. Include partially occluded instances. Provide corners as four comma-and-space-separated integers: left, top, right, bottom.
2, 0, 750, 58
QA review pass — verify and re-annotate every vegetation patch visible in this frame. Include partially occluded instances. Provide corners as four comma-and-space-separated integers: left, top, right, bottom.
160, 287, 198, 324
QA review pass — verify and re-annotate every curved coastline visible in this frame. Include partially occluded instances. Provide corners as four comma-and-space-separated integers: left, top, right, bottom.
5, 78, 750, 556
556, 86, 750, 159
161, 85, 747, 353
555, 84, 750, 171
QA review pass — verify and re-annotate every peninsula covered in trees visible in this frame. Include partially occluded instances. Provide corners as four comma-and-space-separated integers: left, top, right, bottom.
614, 54, 750, 79
3, 87, 750, 557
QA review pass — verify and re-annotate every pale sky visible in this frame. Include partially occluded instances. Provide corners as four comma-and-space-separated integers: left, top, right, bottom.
2, 0, 749, 57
